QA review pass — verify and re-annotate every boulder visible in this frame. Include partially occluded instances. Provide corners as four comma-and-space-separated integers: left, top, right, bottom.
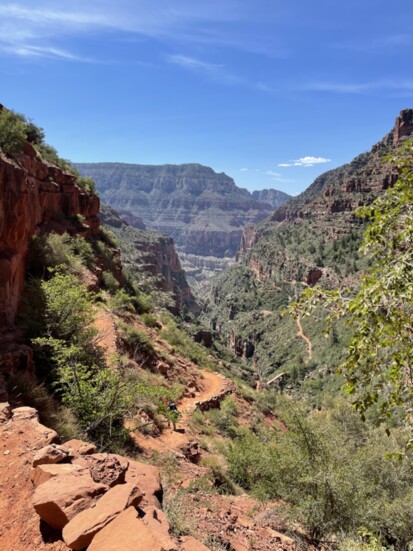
64, 439, 97, 457
62, 482, 143, 550
88, 507, 177, 551
0, 402, 11, 423
74, 453, 128, 487
12, 406, 39, 421
125, 459, 163, 507
32, 444, 71, 467
32, 471, 107, 530
31, 463, 84, 488
180, 536, 211, 551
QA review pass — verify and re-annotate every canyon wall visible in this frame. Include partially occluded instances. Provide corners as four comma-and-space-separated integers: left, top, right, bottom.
0, 142, 100, 329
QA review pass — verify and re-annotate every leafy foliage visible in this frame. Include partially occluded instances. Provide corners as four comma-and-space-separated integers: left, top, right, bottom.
0, 108, 27, 155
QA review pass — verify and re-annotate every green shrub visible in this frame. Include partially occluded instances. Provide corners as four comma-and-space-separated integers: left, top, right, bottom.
102, 270, 120, 293
118, 322, 154, 357
227, 398, 413, 545
0, 109, 27, 155
160, 319, 213, 368
141, 313, 158, 328
110, 290, 135, 314
76, 176, 96, 193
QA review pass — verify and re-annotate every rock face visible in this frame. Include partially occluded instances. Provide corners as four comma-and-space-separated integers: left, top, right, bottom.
238, 109, 413, 269
75, 163, 289, 258
0, 143, 99, 329
100, 204, 200, 315
251, 188, 292, 210
0, 140, 100, 395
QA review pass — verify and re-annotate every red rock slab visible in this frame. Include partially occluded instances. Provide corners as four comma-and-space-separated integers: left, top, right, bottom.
88, 507, 177, 551
141, 506, 171, 538
125, 458, 163, 508
32, 471, 107, 530
32, 444, 71, 467
62, 482, 143, 550
64, 439, 97, 457
31, 463, 85, 488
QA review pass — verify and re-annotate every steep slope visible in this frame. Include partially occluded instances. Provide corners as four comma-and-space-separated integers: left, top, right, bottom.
208, 108, 413, 391
100, 204, 199, 315
74, 162, 288, 258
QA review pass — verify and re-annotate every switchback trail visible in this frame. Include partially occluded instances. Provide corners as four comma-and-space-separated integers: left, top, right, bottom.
133, 370, 230, 455
296, 316, 313, 360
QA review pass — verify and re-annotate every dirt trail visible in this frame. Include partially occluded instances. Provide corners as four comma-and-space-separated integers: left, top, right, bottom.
94, 308, 117, 360
133, 370, 230, 454
296, 316, 313, 360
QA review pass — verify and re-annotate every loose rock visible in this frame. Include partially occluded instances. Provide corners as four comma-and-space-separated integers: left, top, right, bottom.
62, 482, 143, 550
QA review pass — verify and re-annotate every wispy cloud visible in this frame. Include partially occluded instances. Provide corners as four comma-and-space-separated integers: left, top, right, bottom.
167, 53, 276, 92
167, 54, 246, 86
303, 80, 413, 94
240, 168, 248, 171
278, 156, 331, 167
2, 43, 94, 62
0, 1, 259, 62
266, 170, 295, 184
334, 33, 413, 53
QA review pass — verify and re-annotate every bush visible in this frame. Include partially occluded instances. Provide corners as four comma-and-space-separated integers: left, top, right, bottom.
141, 313, 159, 328
76, 176, 96, 194
227, 398, 413, 545
110, 290, 135, 314
0, 108, 27, 155
102, 271, 120, 293
160, 318, 213, 369
118, 322, 154, 357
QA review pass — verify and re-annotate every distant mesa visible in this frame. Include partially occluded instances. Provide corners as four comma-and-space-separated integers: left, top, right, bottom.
75, 162, 291, 259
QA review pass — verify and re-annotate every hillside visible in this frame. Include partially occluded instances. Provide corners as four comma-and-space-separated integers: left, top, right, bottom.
207, 109, 413, 395
74, 162, 291, 258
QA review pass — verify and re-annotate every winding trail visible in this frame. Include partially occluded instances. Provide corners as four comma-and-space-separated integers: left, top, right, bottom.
296, 316, 313, 360
133, 370, 230, 455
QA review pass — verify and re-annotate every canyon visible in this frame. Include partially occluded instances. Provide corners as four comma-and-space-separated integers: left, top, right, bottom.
75, 162, 291, 289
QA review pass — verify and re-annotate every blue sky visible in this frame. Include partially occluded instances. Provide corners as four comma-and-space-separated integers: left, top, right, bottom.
0, 1, 412, 195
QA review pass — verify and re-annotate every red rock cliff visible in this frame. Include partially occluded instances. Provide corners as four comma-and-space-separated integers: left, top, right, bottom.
0, 142, 100, 329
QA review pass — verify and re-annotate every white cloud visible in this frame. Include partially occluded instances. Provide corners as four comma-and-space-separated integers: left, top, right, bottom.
240, 168, 248, 171
278, 156, 331, 167
266, 170, 282, 177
